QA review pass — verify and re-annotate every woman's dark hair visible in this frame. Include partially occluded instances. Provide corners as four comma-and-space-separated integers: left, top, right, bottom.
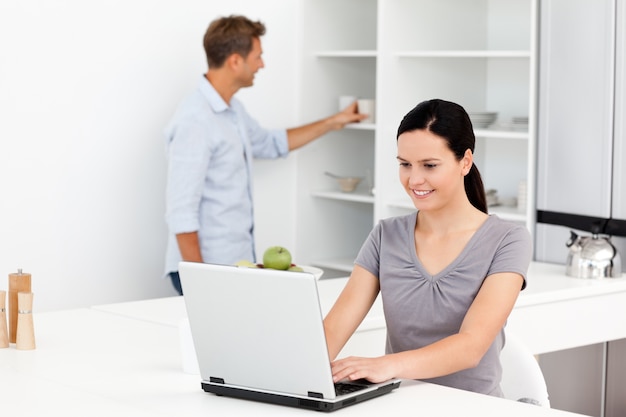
396, 99, 487, 213
203, 15, 266, 69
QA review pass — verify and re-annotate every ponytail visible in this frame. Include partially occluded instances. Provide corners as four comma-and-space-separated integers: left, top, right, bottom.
465, 164, 487, 214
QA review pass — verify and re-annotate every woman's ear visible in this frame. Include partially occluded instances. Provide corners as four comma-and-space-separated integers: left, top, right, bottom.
462, 149, 473, 176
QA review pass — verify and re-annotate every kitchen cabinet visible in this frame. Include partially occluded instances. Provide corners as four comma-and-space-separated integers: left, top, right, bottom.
294, 0, 538, 273
534, 1, 626, 416
535, 0, 615, 220
535, 0, 626, 265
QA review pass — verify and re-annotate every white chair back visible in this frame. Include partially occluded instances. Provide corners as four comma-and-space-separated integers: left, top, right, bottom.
500, 331, 551, 407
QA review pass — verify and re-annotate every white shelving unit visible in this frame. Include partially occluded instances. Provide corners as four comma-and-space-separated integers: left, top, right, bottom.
295, 0, 537, 273
310, 191, 375, 205
316, 51, 378, 58
396, 51, 532, 58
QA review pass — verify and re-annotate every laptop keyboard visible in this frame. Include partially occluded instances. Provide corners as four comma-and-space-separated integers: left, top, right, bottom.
334, 380, 372, 396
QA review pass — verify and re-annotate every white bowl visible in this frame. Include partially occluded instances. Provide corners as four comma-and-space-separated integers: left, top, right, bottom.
335, 176, 363, 192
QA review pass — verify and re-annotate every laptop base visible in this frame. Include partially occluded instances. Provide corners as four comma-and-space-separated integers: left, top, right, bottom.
202, 380, 401, 412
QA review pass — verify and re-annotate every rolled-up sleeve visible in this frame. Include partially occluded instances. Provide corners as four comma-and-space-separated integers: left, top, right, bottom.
165, 115, 212, 234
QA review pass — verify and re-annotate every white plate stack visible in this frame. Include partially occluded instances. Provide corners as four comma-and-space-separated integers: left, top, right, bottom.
468, 112, 498, 128
511, 116, 529, 131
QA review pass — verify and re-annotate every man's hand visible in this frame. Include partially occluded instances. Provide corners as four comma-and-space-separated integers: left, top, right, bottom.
286, 101, 369, 150
330, 101, 369, 129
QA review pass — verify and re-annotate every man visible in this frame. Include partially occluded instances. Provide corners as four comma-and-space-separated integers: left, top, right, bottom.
164, 15, 366, 295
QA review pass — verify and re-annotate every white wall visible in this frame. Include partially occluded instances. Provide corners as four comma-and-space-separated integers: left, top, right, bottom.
0, 0, 299, 311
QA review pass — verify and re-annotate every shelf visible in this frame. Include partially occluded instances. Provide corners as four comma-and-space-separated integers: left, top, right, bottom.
386, 199, 527, 223
386, 198, 414, 210
315, 50, 377, 58
489, 206, 528, 222
311, 190, 375, 204
474, 129, 529, 139
345, 123, 376, 131
396, 50, 531, 58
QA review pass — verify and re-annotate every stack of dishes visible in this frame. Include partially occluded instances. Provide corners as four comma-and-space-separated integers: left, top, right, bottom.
468, 112, 498, 129
511, 116, 529, 131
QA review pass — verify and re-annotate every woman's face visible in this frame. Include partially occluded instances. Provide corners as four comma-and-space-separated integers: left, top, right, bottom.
397, 129, 472, 212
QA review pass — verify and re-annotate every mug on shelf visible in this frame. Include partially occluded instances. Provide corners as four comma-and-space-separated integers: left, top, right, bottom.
338, 95, 357, 111
357, 99, 375, 123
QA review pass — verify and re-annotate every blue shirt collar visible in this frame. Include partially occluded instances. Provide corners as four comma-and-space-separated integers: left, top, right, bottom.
198, 75, 229, 113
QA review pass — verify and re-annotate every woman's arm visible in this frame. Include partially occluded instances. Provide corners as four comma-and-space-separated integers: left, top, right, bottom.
323, 265, 380, 361
330, 271, 524, 383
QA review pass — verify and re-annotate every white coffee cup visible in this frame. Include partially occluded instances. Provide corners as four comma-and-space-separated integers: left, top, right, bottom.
338, 95, 357, 111
357, 99, 376, 123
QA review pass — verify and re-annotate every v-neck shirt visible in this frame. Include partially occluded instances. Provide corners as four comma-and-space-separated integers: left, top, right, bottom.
355, 212, 531, 396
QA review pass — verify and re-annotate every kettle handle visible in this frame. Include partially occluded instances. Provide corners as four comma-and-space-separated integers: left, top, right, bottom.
566, 231, 578, 248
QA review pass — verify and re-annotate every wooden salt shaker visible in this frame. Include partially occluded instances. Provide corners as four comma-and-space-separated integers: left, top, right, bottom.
9, 269, 31, 344
16, 292, 35, 350
0, 290, 8, 348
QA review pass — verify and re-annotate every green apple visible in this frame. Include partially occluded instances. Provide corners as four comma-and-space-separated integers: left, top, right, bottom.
288, 265, 304, 272
262, 246, 292, 270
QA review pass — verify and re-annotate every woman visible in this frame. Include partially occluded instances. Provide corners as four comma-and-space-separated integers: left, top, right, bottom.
323, 99, 531, 397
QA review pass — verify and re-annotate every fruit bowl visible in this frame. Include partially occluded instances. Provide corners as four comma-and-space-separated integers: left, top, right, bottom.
236, 261, 324, 279
262, 264, 324, 279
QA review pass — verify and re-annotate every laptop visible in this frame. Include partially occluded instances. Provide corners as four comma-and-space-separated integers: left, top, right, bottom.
179, 261, 401, 412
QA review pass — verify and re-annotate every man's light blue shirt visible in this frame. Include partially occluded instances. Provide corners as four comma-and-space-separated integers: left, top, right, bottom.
164, 76, 289, 275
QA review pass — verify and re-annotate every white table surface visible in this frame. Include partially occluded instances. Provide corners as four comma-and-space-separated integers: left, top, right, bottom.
0, 307, 587, 416
6, 261, 623, 416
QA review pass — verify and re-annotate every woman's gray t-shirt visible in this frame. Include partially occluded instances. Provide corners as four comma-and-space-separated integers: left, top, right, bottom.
355, 212, 531, 396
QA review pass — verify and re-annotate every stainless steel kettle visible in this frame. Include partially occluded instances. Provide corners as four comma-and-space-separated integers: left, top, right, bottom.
565, 230, 622, 278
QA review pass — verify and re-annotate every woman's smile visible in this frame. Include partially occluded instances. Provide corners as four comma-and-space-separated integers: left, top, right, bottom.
413, 189, 434, 197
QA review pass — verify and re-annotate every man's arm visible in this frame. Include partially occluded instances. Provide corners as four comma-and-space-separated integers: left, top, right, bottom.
286, 102, 368, 151
176, 232, 203, 263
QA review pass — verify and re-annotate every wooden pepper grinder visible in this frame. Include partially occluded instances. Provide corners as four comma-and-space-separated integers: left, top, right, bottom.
0, 290, 8, 348
16, 292, 35, 350
9, 269, 31, 344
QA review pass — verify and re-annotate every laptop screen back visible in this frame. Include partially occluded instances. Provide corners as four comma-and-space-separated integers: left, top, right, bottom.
180, 262, 339, 399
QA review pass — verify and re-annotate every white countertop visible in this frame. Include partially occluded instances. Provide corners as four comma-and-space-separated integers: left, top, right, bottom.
0, 307, 587, 416
518, 262, 626, 307
508, 263, 626, 355
90, 262, 626, 357
91, 275, 386, 331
